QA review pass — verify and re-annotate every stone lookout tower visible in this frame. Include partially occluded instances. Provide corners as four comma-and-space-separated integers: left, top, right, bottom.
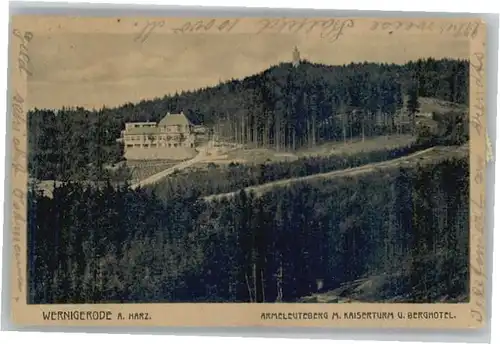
292, 46, 300, 68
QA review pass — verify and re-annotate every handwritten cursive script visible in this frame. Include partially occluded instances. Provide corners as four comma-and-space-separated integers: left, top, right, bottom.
12, 187, 26, 295
11, 91, 28, 298
469, 49, 486, 325
172, 19, 241, 34
12, 136, 28, 178
13, 29, 33, 77
256, 18, 355, 43
470, 52, 485, 136
370, 20, 480, 39
12, 92, 26, 135
135, 18, 355, 43
134, 20, 165, 43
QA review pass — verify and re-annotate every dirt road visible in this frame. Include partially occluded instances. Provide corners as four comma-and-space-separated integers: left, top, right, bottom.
202, 146, 467, 202
130, 151, 206, 190
129, 143, 242, 190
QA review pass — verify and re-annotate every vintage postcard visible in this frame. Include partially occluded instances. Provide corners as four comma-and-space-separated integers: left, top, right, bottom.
7, 13, 487, 329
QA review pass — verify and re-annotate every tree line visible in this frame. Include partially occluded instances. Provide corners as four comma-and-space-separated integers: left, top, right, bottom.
27, 57, 469, 181
150, 139, 434, 199
27, 156, 469, 304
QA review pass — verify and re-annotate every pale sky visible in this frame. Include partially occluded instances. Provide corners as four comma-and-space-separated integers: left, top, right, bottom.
27, 32, 469, 110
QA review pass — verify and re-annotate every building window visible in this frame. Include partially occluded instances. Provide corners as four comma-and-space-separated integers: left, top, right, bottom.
190, 143, 194, 148
127, 144, 133, 148
168, 144, 171, 147
174, 144, 178, 148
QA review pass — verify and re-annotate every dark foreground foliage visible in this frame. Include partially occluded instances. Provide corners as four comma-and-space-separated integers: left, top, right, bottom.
28, 157, 469, 303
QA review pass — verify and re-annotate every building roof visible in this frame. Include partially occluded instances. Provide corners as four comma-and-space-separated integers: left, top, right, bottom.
125, 127, 160, 135
158, 112, 192, 127
127, 122, 155, 125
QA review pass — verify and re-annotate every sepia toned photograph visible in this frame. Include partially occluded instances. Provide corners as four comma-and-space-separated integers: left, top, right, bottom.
8, 14, 488, 328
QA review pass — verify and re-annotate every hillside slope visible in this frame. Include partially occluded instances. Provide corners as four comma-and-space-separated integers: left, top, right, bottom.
203, 145, 468, 202
28, 58, 469, 180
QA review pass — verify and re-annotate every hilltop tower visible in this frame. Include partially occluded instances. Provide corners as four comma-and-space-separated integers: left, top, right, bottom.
292, 46, 300, 68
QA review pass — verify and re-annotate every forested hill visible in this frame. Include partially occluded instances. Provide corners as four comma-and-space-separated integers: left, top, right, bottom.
28, 58, 469, 180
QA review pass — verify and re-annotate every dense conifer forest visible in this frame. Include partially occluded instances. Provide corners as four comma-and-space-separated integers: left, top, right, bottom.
27, 58, 468, 180
26, 56, 470, 304
27, 156, 469, 303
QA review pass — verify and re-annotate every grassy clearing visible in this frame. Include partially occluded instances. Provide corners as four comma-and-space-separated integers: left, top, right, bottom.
418, 97, 468, 114
296, 135, 416, 158
204, 135, 417, 167
203, 144, 468, 201
127, 160, 181, 182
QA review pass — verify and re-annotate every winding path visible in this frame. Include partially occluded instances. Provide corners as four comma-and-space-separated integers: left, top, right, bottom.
130, 152, 206, 190
202, 146, 467, 202
129, 143, 242, 190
